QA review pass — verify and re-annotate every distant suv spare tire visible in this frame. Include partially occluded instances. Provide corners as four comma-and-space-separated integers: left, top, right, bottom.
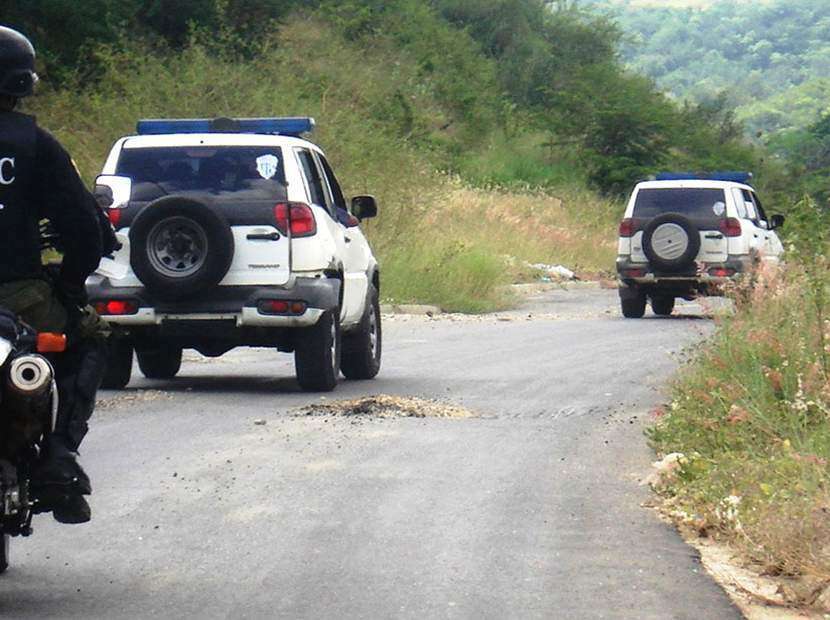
642, 212, 700, 272
129, 196, 234, 301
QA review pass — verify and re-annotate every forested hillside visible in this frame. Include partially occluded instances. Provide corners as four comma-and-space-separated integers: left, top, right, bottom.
588, 0, 830, 138
4, 0, 769, 193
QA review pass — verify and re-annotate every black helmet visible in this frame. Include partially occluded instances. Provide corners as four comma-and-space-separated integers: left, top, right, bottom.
0, 26, 37, 98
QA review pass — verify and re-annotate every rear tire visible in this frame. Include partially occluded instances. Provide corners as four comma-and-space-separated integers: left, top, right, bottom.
621, 294, 647, 319
101, 336, 133, 389
651, 296, 676, 316
137, 346, 183, 379
295, 310, 341, 392
341, 286, 382, 380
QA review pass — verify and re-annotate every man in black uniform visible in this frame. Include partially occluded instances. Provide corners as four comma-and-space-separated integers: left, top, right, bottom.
0, 25, 115, 523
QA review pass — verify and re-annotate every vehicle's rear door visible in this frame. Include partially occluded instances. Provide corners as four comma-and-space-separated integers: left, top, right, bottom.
631, 187, 728, 265
116, 144, 292, 287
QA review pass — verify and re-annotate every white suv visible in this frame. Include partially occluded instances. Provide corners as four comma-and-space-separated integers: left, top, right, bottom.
616, 173, 785, 318
89, 117, 381, 391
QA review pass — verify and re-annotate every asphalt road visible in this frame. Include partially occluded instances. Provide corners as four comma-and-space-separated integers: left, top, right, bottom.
0, 287, 740, 619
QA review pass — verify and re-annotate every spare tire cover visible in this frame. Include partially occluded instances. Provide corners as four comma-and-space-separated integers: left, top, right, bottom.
642, 212, 700, 272
129, 196, 234, 301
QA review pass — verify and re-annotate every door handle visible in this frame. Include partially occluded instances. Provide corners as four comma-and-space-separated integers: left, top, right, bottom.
345, 236, 352, 244
247, 232, 281, 241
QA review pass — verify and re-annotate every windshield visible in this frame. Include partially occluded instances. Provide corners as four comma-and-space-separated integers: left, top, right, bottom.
116, 146, 288, 202
633, 188, 727, 219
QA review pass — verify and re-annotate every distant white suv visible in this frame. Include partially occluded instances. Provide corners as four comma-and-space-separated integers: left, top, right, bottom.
616, 173, 785, 318
89, 117, 381, 391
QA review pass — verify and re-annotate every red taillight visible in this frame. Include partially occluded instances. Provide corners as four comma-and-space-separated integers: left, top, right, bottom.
257, 300, 308, 316
619, 218, 635, 237
274, 202, 317, 238
623, 268, 647, 278
107, 208, 122, 228
708, 267, 736, 278
719, 217, 742, 237
94, 300, 139, 316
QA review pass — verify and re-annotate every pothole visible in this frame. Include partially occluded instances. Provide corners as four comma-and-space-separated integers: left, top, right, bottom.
297, 395, 475, 419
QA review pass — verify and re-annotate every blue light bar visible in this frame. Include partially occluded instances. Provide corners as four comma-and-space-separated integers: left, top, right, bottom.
655, 171, 753, 185
136, 117, 316, 137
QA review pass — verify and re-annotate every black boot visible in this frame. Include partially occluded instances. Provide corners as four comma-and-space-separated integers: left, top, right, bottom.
30, 435, 92, 524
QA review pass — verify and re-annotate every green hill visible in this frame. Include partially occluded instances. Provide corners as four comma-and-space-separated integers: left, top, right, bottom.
587, 0, 830, 138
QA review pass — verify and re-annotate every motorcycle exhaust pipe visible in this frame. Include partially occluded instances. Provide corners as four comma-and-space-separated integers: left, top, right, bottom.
7, 355, 53, 397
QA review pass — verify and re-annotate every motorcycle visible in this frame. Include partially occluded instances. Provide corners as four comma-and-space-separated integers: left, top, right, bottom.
0, 308, 66, 573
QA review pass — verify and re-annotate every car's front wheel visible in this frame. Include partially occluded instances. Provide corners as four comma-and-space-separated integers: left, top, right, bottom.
295, 309, 341, 392
137, 346, 183, 379
341, 285, 381, 380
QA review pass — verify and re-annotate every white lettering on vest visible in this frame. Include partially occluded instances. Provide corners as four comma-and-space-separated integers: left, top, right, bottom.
0, 158, 14, 185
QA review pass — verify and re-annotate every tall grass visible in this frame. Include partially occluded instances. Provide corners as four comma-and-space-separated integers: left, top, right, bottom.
650, 198, 830, 588
26, 16, 618, 312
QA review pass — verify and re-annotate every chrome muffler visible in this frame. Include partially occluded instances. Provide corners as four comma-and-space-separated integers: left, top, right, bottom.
7, 355, 53, 397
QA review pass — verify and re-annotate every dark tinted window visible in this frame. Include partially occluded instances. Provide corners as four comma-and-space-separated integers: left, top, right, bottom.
633, 188, 727, 219
295, 149, 328, 209
317, 154, 346, 210
116, 146, 287, 201
750, 191, 768, 223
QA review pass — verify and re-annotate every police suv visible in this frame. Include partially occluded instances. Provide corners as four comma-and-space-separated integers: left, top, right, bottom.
89, 117, 381, 391
616, 172, 785, 318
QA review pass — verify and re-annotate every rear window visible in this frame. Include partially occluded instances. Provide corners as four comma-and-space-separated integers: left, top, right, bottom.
633, 188, 727, 219
116, 146, 287, 201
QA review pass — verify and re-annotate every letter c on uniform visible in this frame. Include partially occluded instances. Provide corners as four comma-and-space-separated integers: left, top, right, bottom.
0, 158, 14, 185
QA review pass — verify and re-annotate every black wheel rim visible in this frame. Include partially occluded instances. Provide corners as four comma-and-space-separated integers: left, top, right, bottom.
146, 216, 209, 278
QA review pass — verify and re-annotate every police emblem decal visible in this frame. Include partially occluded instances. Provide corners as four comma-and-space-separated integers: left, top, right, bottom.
256, 155, 279, 180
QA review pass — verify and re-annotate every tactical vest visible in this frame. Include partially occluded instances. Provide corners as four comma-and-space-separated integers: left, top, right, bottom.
0, 112, 42, 283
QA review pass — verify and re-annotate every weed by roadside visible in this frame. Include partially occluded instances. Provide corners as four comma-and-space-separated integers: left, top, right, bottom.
649, 199, 830, 605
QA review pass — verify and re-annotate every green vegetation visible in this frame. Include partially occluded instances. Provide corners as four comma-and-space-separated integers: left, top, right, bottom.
587, 0, 830, 142
768, 113, 830, 207
649, 199, 830, 588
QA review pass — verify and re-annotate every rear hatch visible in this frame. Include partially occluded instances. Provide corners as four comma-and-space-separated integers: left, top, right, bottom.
113, 144, 291, 286
629, 187, 728, 265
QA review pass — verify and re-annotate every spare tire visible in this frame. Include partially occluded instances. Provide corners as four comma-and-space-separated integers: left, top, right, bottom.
642, 212, 700, 272
129, 197, 234, 301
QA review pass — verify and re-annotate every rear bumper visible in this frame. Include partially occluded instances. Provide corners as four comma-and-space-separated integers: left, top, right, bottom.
616, 255, 754, 296
86, 275, 339, 328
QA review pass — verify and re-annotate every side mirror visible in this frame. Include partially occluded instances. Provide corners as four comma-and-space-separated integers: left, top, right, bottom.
94, 175, 132, 210
351, 195, 378, 220
770, 214, 785, 229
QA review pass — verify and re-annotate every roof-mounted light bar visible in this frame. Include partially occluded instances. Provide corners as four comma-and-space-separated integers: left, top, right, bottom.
655, 171, 753, 185
136, 117, 316, 137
